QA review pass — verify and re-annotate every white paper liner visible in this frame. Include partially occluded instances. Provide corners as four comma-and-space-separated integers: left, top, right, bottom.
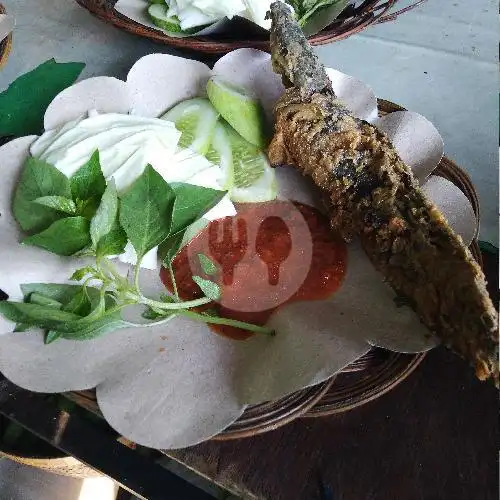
374, 111, 444, 184
0, 49, 478, 449
127, 54, 212, 118
326, 68, 378, 122
44, 77, 133, 130
423, 175, 477, 246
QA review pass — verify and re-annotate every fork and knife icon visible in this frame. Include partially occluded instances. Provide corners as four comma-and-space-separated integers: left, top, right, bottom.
208, 215, 292, 287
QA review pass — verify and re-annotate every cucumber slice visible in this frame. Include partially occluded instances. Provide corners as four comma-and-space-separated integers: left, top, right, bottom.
206, 76, 269, 149
206, 122, 233, 190
231, 163, 277, 203
210, 121, 276, 203
147, 3, 204, 34
147, 4, 183, 33
161, 98, 219, 155
163, 96, 275, 203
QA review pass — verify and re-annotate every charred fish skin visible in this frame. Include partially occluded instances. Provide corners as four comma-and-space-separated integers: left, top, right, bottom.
268, 2, 331, 97
268, 2, 499, 385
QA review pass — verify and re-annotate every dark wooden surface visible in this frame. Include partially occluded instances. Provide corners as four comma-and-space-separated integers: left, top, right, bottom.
0, 379, 214, 499
168, 249, 499, 500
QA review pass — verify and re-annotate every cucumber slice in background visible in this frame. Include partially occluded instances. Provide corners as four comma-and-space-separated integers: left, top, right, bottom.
148, 4, 183, 33
147, 3, 208, 34
206, 76, 269, 149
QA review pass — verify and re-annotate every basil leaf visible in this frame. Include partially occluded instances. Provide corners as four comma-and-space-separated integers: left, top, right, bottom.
90, 180, 118, 248
119, 165, 175, 258
159, 217, 211, 266
96, 221, 127, 257
142, 307, 161, 320
60, 289, 110, 331
12, 157, 72, 233
69, 266, 97, 282
21, 283, 100, 321
22, 216, 90, 256
33, 196, 76, 215
0, 286, 109, 334
159, 231, 185, 265
61, 310, 131, 340
0, 59, 85, 136
0, 302, 82, 329
287, 0, 301, 13
142, 307, 165, 320
192, 276, 220, 300
21, 283, 84, 304
169, 182, 226, 234
12, 283, 111, 339
70, 151, 106, 203
29, 293, 63, 309
159, 293, 176, 304
14, 323, 30, 332
198, 253, 217, 275
75, 197, 99, 220
79, 174, 125, 259
62, 289, 93, 317
142, 306, 177, 322
45, 331, 62, 344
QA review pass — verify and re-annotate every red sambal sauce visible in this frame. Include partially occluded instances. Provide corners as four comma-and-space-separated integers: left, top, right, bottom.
160, 201, 347, 340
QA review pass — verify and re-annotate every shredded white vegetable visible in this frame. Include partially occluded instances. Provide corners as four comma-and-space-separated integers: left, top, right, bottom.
166, 0, 273, 30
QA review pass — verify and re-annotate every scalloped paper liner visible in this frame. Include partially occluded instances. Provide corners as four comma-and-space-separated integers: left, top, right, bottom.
0, 49, 476, 449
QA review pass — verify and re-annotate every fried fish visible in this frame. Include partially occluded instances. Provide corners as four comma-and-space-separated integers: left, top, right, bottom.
267, 2, 498, 385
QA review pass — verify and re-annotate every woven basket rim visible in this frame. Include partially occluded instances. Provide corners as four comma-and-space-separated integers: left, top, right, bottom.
68, 97, 483, 440
75, 0, 426, 55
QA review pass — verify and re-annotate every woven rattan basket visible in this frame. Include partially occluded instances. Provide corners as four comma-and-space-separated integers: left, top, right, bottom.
65, 97, 482, 441
76, 0, 428, 55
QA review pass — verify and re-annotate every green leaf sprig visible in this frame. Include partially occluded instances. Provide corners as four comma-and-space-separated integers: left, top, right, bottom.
13, 151, 107, 255
1, 153, 274, 342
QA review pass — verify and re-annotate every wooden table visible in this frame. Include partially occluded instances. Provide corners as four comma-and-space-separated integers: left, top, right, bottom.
168, 251, 499, 500
169, 347, 497, 499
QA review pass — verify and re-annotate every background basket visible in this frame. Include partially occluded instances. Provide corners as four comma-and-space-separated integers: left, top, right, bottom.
76, 0, 428, 55
0, 3, 12, 68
